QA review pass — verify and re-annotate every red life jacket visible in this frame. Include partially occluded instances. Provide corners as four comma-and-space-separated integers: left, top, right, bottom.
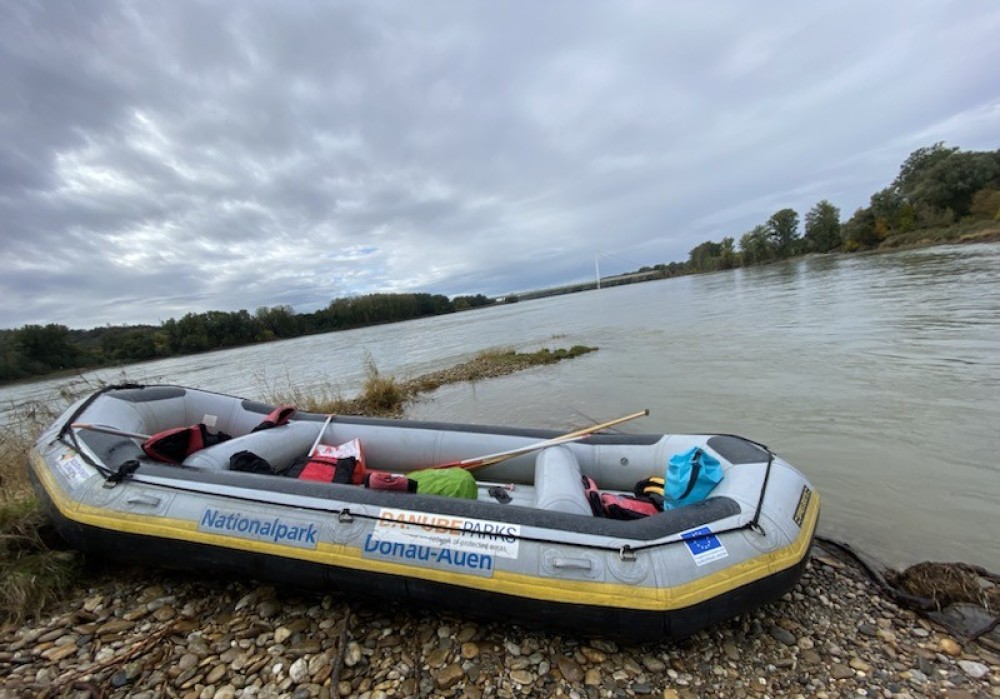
297, 455, 366, 485
142, 424, 231, 464
599, 493, 660, 520
582, 475, 604, 516
295, 438, 367, 484
252, 404, 296, 432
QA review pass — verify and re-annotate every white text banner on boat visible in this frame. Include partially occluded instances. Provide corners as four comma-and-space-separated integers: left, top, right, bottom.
360, 508, 522, 578
373, 508, 520, 558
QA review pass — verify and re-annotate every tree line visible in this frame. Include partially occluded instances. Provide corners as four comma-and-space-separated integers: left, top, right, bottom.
0, 293, 495, 384
684, 142, 1000, 273
3, 142, 997, 385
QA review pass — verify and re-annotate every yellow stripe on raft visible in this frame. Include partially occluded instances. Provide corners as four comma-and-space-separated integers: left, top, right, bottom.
30, 450, 819, 611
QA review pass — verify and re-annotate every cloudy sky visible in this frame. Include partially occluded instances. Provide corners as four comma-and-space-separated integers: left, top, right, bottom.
2, 1, 998, 330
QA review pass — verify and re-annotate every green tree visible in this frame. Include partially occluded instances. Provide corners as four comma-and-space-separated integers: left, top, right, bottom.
452, 294, 495, 311
100, 327, 158, 363
255, 305, 299, 339
718, 237, 737, 270
893, 143, 958, 196
841, 207, 879, 251
767, 208, 800, 258
804, 200, 842, 252
0, 330, 26, 382
14, 324, 81, 374
738, 225, 774, 265
688, 240, 722, 271
969, 187, 1000, 220
869, 187, 909, 237
893, 143, 1000, 221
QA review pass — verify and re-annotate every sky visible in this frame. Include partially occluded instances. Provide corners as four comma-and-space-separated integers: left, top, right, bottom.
2, 1, 999, 330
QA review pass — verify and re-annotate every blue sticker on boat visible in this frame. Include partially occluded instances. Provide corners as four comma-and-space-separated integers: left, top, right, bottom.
681, 526, 729, 566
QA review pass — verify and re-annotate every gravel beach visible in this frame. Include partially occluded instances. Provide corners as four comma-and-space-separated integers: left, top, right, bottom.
2, 544, 998, 699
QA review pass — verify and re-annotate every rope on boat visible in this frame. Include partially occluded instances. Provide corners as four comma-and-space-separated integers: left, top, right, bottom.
57, 382, 145, 480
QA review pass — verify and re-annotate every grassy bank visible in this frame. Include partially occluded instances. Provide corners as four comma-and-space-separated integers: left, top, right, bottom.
879, 219, 1000, 249
268, 345, 598, 417
0, 392, 86, 624
0, 345, 597, 623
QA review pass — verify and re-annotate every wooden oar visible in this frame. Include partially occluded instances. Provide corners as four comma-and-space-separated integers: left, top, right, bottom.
549, 408, 649, 441
432, 433, 586, 471
434, 409, 650, 472
72, 423, 151, 441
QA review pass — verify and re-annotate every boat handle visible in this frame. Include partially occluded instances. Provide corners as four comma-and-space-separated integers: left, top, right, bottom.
552, 557, 593, 570
126, 495, 162, 507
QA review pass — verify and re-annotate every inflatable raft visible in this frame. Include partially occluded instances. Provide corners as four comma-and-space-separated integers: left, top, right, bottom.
28, 384, 819, 641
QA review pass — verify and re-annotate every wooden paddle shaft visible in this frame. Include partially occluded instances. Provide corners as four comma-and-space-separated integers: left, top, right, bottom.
559, 409, 650, 440
459, 408, 650, 472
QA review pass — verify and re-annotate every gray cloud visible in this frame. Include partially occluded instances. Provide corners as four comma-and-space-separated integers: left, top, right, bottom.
1, 0, 999, 328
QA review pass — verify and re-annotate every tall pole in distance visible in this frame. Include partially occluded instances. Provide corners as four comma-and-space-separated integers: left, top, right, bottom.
595, 253, 601, 290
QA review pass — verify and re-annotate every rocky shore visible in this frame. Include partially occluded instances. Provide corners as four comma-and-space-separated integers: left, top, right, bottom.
1, 544, 997, 699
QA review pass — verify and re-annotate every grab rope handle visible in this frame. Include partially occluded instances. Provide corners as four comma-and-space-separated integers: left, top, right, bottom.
58, 383, 145, 479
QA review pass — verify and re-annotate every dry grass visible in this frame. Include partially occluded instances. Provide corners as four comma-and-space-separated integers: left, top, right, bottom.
268, 345, 599, 417
266, 355, 410, 417
0, 380, 104, 624
0, 499, 81, 624
887, 561, 1000, 612
406, 346, 597, 395
879, 220, 1000, 250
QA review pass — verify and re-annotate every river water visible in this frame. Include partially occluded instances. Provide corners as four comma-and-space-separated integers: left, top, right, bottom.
4, 243, 999, 571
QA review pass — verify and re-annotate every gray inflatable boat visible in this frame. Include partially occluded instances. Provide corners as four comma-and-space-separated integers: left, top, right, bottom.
29, 384, 819, 641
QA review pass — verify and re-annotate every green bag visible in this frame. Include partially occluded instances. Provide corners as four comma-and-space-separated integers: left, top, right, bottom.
409, 468, 478, 499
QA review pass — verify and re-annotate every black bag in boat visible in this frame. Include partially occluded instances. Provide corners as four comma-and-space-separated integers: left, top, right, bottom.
229, 450, 276, 475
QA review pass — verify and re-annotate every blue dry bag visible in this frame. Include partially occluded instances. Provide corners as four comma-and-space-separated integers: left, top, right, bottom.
663, 447, 724, 510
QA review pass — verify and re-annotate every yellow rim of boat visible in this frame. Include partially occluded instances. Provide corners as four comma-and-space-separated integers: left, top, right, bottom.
30, 450, 819, 611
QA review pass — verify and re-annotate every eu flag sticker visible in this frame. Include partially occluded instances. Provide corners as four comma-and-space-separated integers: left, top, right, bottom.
681, 527, 729, 566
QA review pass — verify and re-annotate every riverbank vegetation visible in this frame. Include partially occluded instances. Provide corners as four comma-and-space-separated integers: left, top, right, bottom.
683, 142, 1000, 273
0, 389, 84, 623
0, 293, 497, 385
2, 143, 997, 385
267, 345, 598, 418
0, 345, 595, 621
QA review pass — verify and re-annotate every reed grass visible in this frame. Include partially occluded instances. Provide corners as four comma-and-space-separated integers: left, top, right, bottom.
405, 345, 597, 395
0, 389, 89, 624
267, 345, 598, 417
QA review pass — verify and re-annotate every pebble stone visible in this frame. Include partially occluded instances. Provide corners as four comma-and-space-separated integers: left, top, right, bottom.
2, 554, 999, 699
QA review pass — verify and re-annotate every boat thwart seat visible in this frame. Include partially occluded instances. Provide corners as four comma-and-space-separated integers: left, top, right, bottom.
182, 422, 317, 471
533, 446, 592, 516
